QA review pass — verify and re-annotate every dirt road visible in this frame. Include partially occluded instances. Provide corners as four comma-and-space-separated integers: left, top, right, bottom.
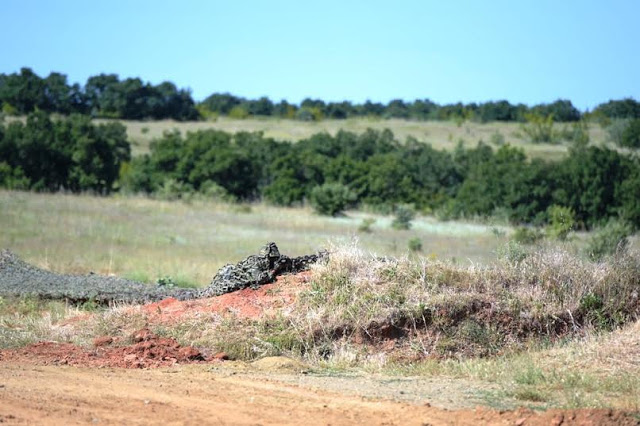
0, 362, 635, 425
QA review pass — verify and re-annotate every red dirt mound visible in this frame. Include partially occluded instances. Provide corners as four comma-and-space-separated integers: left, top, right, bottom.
1, 273, 312, 369
0, 328, 212, 368
140, 271, 311, 324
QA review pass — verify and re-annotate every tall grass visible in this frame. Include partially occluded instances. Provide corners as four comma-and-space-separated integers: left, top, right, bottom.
0, 191, 508, 286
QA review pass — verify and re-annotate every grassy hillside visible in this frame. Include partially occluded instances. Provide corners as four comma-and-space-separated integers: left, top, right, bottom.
105, 117, 609, 159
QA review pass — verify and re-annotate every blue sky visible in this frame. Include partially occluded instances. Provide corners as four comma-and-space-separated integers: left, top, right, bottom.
2, 0, 638, 110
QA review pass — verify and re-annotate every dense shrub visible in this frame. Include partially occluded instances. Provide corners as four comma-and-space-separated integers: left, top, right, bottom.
512, 227, 545, 245
546, 205, 575, 241
407, 237, 422, 252
309, 183, 356, 216
620, 119, 640, 148
585, 219, 634, 261
392, 205, 416, 230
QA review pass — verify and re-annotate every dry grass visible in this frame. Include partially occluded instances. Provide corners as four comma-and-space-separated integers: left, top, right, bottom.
0, 190, 509, 286
103, 117, 610, 160
2, 240, 638, 410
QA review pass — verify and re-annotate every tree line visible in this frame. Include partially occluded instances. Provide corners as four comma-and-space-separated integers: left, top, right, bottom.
121, 128, 639, 229
0, 68, 198, 121
1, 112, 638, 229
2, 68, 640, 124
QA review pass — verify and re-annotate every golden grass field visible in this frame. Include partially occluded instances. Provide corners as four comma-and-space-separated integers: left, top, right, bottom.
103, 116, 609, 159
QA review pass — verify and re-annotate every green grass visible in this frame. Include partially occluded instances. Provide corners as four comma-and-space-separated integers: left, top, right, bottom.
0, 190, 510, 286
97, 116, 610, 160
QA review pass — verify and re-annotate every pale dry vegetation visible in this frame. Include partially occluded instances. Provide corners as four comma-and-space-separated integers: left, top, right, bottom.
112, 117, 608, 160
0, 190, 508, 286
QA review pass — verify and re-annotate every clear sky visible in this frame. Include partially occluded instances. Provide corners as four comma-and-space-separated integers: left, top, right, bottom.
2, 0, 638, 110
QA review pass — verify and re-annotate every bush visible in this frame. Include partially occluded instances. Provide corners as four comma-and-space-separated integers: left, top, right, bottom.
198, 180, 234, 202
546, 205, 575, 241
392, 204, 416, 230
407, 237, 422, 252
156, 178, 194, 201
606, 119, 630, 146
358, 218, 376, 233
560, 120, 590, 146
521, 113, 558, 143
585, 219, 634, 261
620, 119, 640, 148
489, 131, 505, 146
309, 183, 356, 216
228, 106, 249, 119
0, 162, 30, 190
512, 227, 545, 245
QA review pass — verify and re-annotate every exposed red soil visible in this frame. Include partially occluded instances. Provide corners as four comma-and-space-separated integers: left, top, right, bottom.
0, 327, 212, 368
0, 272, 312, 369
1, 271, 638, 424
140, 270, 311, 324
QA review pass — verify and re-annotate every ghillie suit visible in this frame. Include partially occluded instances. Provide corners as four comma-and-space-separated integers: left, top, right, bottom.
0, 244, 326, 304
192, 242, 326, 299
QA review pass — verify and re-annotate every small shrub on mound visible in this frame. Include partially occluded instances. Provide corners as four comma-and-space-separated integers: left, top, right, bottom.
285, 243, 640, 362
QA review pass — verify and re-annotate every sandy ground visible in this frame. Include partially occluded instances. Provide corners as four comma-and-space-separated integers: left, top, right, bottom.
0, 362, 636, 426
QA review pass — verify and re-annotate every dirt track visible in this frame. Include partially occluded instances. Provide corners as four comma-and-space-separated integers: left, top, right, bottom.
1, 362, 636, 425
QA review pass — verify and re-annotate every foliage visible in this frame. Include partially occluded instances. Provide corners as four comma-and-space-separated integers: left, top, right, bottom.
309, 183, 356, 216
521, 112, 557, 143
228, 105, 249, 119
546, 205, 575, 241
407, 237, 422, 252
606, 119, 631, 146
2, 114, 638, 229
555, 146, 631, 228
512, 227, 544, 245
585, 219, 634, 261
593, 98, 640, 120
0, 68, 198, 120
0, 112, 129, 193
530, 99, 581, 122
358, 218, 376, 233
391, 204, 416, 230
620, 118, 640, 148
560, 120, 590, 146
2, 67, 640, 125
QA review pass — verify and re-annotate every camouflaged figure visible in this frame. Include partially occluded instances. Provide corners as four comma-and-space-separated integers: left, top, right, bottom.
196, 242, 326, 298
